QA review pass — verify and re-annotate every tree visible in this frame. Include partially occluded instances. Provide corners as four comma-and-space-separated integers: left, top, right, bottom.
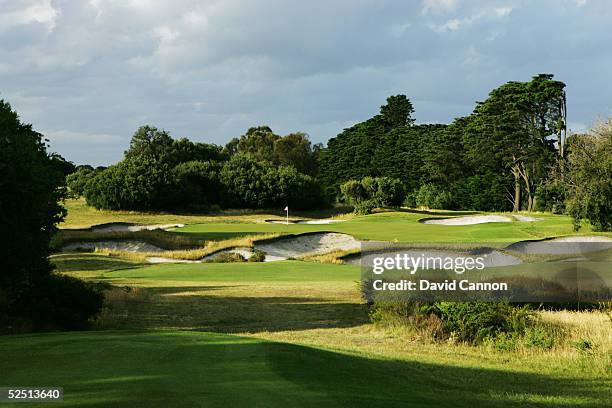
565, 122, 612, 231
0, 99, 103, 331
380, 95, 415, 129
125, 125, 174, 161
84, 156, 173, 211
67, 167, 97, 198
171, 161, 222, 210
273, 132, 318, 175
236, 126, 280, 162
462, 74, 565, 211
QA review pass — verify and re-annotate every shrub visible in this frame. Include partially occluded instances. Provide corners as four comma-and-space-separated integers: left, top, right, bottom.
84, 156, 173, 211
171, 160, 221, 211
353, 199, 377, 215
30, 275, 105, 330
340, 179, 366, 204
433, 302, 535, 343
565, 125, 612, 231
219, 155, 325, 210
248, 249, 266, 262
522, 327, 555, 349
66, 168, 96, 198
415, 183, 454, 209
369, 300, 538, 345
341, 177, 404, 211
209, 252, 247, 263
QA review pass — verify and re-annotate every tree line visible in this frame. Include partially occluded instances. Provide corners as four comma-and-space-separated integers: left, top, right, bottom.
66, 73, 611, 231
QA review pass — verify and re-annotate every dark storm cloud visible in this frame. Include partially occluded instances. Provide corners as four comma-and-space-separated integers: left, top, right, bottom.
1, 0, 610, 165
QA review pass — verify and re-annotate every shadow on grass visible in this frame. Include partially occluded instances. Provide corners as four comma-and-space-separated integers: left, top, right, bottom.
51, 254, 142, 272
1, 331, 606, 407
98, 285, 369, 332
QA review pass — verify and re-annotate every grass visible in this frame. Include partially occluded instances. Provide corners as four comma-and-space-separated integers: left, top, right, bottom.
4, 330, 610, 408
6, 201, 611, 407
174, 211, 610, 244
60, 198, 351, 229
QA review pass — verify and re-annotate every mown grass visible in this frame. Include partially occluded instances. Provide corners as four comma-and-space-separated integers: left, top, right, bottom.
60, 198, 352, 229
175, 211, 611, 243
5, 330, 611, 408
22, 201, 612, 407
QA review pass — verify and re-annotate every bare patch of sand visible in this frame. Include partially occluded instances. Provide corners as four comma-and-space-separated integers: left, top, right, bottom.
255, 233, 360, 261
422, 215, 512, 226
507, 236, 612, 254
90, 223, 184, 232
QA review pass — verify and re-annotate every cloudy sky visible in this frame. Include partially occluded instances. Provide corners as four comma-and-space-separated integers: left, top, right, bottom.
1, 0, 611, 165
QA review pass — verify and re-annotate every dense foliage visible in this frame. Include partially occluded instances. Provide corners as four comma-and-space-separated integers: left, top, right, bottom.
565, 122, 612, 231
340, 176, 405, 214
0, 100, 103, 332
83, 126, 326, 211
71, 73, 608, 230
321, 75, 567, 213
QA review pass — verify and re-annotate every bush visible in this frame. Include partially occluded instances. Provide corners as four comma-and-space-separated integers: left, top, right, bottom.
353, 199, 377, 215
341, 177, 404, 211
30, 275, 105, 330
209, 252, 247, 263
84, 156, 173, 211
565, 126, 612, 231
248, 249, 266, 262
415, 183, 454, 209
66, 168, 96, 198
171, 160, 221, 211
219, 155, 325, 210
369, 300, 538, 345
433, 302, 535, 343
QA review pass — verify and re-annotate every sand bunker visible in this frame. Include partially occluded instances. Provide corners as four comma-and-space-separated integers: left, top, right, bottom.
422, 215, 513, 226
507, 236, 612, 255
255, 233, 360, 261
62, 240, 165, 253
90, 222, 184, 232
143, 233, 360, 263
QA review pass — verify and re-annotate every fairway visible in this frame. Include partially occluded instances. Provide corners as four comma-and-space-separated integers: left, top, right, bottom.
1, 331, 609, 408
173, 211, 595, 243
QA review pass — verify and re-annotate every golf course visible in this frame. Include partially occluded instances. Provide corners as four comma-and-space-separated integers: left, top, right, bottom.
2, 20, 612, 406
2, 198, 610, 407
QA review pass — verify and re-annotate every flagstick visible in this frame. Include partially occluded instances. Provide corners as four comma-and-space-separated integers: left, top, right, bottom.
286, 206, 289, 226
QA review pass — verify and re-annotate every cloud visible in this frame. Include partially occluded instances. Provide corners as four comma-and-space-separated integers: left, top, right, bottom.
421, 0, 459, 15
0, 0, 611, 166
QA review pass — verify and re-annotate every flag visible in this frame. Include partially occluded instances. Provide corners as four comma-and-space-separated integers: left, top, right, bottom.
284, 206, 288, 211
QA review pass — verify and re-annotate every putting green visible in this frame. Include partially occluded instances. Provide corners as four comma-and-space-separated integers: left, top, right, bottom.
174, 212, 587, 243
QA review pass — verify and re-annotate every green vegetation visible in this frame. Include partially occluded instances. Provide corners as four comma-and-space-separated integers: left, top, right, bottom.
3, 330, 609, 408
0, 100, 103, 332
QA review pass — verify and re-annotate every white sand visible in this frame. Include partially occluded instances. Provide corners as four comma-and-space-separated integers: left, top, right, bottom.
423, 215, 512, 226
296, 219, 346, 225
62, 240, 165, 253
255, 233, 360, 261
91, 223, 185, 232
507, 236, 612, 254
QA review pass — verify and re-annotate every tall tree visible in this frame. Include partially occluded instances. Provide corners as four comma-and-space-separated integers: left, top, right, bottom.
380, 95, 415, 128
0, 100, 102, 331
